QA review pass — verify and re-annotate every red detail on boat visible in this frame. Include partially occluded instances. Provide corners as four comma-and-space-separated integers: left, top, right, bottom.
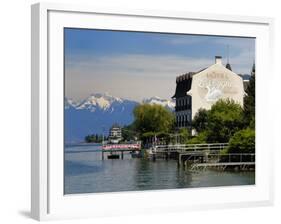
102, 144, 141, 150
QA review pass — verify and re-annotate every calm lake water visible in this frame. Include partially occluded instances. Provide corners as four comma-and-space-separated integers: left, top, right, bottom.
64, 144, 255, 194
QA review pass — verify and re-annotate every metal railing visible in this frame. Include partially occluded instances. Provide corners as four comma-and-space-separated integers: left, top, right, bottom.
153, 143, 229, 153
189, 153, 255, 171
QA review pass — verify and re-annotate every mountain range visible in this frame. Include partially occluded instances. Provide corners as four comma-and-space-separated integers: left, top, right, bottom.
65, 93, 175, 143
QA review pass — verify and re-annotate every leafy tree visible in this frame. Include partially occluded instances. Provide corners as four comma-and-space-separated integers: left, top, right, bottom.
122, 123, 138, 141
84, 133, 106, 143
227, 128, 255, 153
189, 99, 246, 144
188, 131, 208, 144
243, 73, 255, 127
133, 104, 175, 143
178, 128, 190, 144
85, 134, 96, 143
98, 134, 104, 142
207, 99, 244, 143
192, 108, 208, 133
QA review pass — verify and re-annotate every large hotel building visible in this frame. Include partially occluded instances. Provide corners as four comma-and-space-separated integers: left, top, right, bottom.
172, 56, 253, 129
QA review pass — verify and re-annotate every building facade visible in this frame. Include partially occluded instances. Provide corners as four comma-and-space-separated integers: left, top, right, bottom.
108, 124, 122, 144
172, 56, 246, 129
172, 73, 193, 128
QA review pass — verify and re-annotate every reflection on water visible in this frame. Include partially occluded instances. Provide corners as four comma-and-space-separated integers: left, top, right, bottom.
65, 161, 105, 176
64, 144, 255, 194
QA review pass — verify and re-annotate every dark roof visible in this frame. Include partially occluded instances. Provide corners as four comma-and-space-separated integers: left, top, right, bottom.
172, 72, 194, 98
172, 68, 208, 98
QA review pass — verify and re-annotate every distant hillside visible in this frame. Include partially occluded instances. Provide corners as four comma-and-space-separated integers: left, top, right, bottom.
239, 74, 251, 81
65, 93, 174, 143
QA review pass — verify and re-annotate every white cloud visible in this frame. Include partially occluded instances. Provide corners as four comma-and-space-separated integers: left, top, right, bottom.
65, 53, 254, 102
66, 54, 212, 101
66, 54, 212, 76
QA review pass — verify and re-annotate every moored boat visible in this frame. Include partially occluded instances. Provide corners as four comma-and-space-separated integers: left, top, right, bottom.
107, 154, 120, 159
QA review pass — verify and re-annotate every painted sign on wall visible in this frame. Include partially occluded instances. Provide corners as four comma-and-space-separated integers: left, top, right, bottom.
197, 72, 238, 103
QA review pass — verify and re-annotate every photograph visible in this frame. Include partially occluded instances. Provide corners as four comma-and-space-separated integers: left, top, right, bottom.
64, 28, 256, 194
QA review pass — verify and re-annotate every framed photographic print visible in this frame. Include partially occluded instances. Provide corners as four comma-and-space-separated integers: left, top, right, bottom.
31, 2, 274, 221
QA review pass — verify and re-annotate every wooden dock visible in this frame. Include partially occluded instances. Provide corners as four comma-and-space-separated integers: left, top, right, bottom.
102, 148, 141, 160
148, 143, 255, 170
101, 142, 141, 160
149, 143, 228, 163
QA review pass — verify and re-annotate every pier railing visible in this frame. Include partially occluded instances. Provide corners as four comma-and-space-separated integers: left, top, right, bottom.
153, 143, 229, 153
189, 153, 255, 171
150, 143, 255, 171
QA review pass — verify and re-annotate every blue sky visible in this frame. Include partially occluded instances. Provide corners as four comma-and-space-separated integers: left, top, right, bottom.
65, 28, 255, 102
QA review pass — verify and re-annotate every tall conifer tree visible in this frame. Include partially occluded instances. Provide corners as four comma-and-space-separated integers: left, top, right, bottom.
243, 63, 255, 127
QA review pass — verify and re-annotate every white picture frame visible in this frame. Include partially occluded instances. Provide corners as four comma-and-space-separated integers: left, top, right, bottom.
31, 2, 274, 221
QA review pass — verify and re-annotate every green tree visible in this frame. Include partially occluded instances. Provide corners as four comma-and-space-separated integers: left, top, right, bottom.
133, 104, 175, 142
98, 134, 103, 142
227, 128, 255, 153
205, 99, 244, 143
190, 99, 245, 144
243, 73, 255, 127
188, 131, 208, 144
85, 134, 96, 143
84, 133, 105, 143
122, 123, 138, 141
178, 128, 190, 143
192, 108, 208, 133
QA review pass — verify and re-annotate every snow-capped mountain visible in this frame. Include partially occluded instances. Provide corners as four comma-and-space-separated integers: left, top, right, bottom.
64, 98, 78, 109
143, 96, 175, 111
76, 93, 123, 112
64, 93, 138, 143
64, 93, 175, 143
